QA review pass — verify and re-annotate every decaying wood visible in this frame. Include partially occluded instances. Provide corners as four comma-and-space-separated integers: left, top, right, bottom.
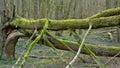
44, 37, 120, 57
3, 30, 24, 59
4, 30, 120, 58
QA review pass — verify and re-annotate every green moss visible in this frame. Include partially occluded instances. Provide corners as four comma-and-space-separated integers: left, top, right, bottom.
88, 7, 120, 19
24, 53, 29, 59
86, 44, 120, 53
11, 18, 48, 29
10, 15, 120, 30
61, 40, 120, 53
10, 7, 120, 30
11, 18, 32, 26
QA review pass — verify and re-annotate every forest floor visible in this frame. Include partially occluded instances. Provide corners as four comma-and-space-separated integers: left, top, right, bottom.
0, 27, 120, 68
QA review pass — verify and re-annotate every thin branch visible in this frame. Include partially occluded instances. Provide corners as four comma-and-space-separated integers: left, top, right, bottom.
105, 51, 120, 65
19, 19, 49, 68
65, 24, 92, 68
12, 29, 37, 68
29, 55, 59, 59
44, 38, 68, 64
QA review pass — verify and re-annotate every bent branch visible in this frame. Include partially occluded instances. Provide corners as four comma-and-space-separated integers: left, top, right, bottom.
4, 30, 24, 59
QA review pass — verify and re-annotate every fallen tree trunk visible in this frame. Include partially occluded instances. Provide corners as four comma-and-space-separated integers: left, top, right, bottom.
10, 8, 120, 30
10, 15, 120, 30
5, 30, 120, 58
44, 37, 120, 57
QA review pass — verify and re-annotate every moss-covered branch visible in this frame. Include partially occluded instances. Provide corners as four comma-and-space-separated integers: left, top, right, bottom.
10, 8, 120, 30
10, 15, 120, 30
87, 7, 120, 19
44, 37, 120, 57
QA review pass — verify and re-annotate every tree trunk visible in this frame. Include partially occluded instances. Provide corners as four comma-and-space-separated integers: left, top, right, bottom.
44, 37, 120, 57
11, 15, 120, 30
0, 0, 17, 59
0, 0, 9, 58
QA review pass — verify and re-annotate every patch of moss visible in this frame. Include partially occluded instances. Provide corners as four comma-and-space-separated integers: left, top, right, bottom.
11, 18, 32, 26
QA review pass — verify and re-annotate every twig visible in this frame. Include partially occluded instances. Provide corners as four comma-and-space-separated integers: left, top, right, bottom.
12, 29, 37, 68
105, 51, 120, 65
77, 63, 99, 67
65, 24, 92, 68
29, 55, 59, 59
18, 19, 48, 68
44, 38, 68, 65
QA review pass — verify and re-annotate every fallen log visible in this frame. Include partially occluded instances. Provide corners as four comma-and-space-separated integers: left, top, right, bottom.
4, 30, 120, 59
10, 15, 120, 30
44, 37, 120, 57
9, 8, 120, 30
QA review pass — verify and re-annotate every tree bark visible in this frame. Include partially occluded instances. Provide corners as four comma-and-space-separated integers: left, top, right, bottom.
11, 15, 120, 30
4, 30, 24, 59
10, 7, 120, 30
0, 0, 10, 59
0, 0, 17, 59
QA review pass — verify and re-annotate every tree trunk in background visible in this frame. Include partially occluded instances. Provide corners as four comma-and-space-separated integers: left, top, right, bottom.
22, 0, 28, 18
78, 0, 83, 37
0, 0, 4, 58
106, 0, 120, 42
117, 27, 120, 42
55, 0, 64, 36
0, 0, 17, 59
0, 0, 9, 58
114, 0, 120, 42
34, 0, 39, 19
